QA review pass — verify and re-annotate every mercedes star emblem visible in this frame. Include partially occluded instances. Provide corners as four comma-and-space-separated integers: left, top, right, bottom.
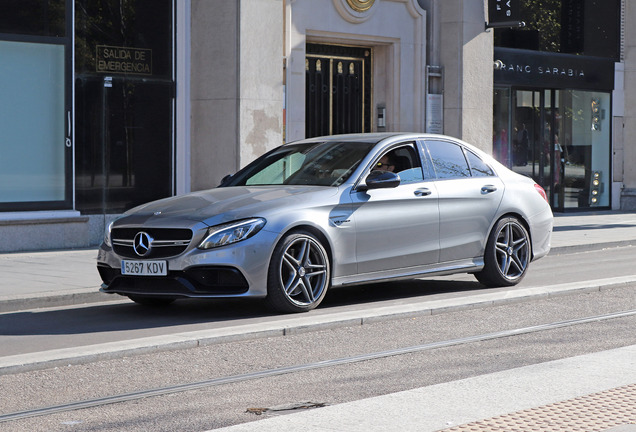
133, 232, 153, 257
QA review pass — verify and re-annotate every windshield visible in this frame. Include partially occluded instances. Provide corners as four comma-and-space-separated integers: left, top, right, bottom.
222, 141, 375, 187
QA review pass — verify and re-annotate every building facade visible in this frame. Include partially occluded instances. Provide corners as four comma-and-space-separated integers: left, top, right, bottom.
0, 0, 631, 252
491, 0, 622, 211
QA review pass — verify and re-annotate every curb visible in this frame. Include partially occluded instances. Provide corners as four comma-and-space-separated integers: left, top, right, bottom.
2, 275, 635, 375
0, 289, 115, 314
548, 241, 635, 255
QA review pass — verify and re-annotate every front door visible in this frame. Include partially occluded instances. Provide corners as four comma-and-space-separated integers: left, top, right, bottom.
305, 43, 371, 138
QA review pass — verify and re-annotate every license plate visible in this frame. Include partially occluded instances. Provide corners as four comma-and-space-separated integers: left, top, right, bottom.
121, 260, 167, 276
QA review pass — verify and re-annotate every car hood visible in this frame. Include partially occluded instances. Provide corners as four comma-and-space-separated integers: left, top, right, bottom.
115, 186, 340, 228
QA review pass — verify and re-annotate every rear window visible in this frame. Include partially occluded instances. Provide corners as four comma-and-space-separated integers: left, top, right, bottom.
465, 150, 494, 177
426, 140, 471, 179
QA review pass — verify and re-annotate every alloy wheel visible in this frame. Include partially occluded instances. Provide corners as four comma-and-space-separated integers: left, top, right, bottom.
279, 236, 329, 307
494, 220, 530, 280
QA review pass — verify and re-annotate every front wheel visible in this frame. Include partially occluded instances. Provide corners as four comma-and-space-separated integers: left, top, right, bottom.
266, 231, 330, 313
475, 217, 531, 287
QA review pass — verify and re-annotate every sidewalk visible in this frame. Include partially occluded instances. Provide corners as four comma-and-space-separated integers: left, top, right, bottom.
1, 211, 635, 313
212, 345, 636, 432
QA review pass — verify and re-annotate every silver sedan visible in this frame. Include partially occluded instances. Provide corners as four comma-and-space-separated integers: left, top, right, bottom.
97, 133, 553, 313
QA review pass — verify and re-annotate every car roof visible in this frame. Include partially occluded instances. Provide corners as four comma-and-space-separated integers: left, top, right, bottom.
292, 132, 453, 145
289, 133, 500, 171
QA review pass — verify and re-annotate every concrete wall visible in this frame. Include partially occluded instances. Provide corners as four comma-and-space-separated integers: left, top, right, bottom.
0, 212, 89, 253
439, 0, 493, 152
190, 0, 283, 191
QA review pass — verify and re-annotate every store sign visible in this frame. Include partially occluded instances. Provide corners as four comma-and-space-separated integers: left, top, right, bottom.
96, 45, 152, 75
488, 0, 520, 25
561, 0, 585, 53
494, 48, 615, 91
426, 94, 443, 134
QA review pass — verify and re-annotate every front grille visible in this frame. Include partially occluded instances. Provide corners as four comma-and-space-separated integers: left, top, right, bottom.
112, 228, 193, 259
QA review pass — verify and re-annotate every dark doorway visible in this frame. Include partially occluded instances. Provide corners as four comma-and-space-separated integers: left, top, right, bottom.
305, 43, 371, 138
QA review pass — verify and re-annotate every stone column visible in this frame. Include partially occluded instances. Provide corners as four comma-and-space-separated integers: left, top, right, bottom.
190, 0, 283, 191
438, 0, 493, 152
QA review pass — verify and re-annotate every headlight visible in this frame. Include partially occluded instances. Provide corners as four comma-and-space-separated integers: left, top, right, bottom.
104, 220, 115, 247
198, 218, 266, 250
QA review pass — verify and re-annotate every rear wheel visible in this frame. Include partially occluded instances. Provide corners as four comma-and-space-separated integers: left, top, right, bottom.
266, 231, 330, 313
475, 217, 531, 287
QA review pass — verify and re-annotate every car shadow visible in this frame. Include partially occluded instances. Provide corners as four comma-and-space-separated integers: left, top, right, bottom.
321, 279, 486, 308
0, 297, 270, 336
0, 279, 486, 337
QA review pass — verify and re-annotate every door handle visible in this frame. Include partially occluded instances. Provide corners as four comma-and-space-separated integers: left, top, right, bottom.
414, 188, 432, 197
65, 111, 72, 148
481, 185, 498, 194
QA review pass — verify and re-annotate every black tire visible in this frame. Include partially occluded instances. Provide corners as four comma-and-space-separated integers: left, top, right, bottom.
266, 231, 330, 313
128, 295, 176, 307
475, 216, 531, 287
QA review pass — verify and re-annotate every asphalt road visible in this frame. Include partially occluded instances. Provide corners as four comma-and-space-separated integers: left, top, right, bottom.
1, 246, 634, 358
0, 246, 635, 431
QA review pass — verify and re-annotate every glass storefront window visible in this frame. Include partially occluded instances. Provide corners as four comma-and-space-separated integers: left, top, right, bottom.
495, 87, 611, 210
0, 41, 66, 203
559, 90, 611, 208
75, 0, 173, 78
493, 88, 511, 167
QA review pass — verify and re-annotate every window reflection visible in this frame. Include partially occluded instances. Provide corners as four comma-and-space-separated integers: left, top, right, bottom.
0, 0, 66, 37
426, 141, 471, 179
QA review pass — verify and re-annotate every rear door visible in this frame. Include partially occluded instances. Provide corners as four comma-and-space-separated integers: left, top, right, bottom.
423, 139, 504, 263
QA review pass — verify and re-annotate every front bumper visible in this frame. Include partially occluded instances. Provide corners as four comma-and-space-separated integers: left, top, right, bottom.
97, 229, 280, 299
99, 264, 250, 297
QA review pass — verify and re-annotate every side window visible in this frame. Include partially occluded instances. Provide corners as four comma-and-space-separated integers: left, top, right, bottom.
375, 144, 424, 184
425, 140, 471, 179
465, 151, 494, 177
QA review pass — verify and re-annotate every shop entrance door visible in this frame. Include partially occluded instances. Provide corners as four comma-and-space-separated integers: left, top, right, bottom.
502, 89, 558, 208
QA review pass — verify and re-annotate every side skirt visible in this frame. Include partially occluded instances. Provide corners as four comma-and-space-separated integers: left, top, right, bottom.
331, 258, 484, 287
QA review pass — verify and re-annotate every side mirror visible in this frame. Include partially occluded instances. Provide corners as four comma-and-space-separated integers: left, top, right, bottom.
219, 174, 233, 186
361, 170, 401, 191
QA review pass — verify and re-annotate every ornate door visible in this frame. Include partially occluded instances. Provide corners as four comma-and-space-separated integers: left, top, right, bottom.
305, 44, 371, 138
